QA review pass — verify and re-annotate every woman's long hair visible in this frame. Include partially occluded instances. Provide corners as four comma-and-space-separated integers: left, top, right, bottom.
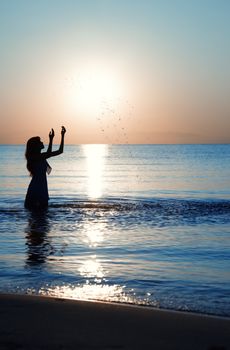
25, 137, 41, 175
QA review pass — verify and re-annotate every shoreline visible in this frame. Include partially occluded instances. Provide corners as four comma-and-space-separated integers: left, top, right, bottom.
1, 293, 229, 349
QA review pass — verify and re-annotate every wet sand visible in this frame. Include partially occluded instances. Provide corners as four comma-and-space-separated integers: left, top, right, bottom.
0, 293, 229, 350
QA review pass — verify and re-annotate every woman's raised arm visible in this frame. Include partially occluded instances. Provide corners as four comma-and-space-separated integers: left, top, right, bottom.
42, 126, 66, 159
47, 128, 54, 153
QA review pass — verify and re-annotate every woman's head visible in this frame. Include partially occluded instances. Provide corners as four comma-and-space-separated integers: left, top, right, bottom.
25, 137, 44, 175
25, 137, 44, 157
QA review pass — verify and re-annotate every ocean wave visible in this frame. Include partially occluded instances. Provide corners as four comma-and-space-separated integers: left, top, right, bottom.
49, 197, 230, 227
50, 197, 230, 213
1, 197, 230, 227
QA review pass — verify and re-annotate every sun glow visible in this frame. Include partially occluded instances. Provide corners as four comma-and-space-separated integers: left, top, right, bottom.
68, 66, 124, 118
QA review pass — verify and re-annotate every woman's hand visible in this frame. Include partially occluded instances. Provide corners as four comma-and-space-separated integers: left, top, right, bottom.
61, 126, 66, 136
49, 128, 55, 140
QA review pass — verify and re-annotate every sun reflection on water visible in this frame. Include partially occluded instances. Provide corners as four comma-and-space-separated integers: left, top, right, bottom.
83, 144, 107, 199
38, 283, 137, 304
38, 253, 131, 302
79, 255, 104, 279
83, 221, 106, 247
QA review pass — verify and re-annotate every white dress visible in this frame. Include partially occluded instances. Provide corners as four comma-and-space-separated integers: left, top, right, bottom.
25, 160, 51, 210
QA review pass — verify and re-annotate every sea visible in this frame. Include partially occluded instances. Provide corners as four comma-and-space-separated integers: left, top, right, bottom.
0, 144, 230, 317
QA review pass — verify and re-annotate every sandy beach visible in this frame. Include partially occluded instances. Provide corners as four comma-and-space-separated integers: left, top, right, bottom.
0, 294, 229, 350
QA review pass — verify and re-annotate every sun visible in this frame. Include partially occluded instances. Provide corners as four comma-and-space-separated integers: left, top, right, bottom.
68, 66, 124, 118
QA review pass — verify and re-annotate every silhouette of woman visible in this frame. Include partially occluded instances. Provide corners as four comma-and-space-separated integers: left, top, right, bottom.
25, 126, 66, 210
